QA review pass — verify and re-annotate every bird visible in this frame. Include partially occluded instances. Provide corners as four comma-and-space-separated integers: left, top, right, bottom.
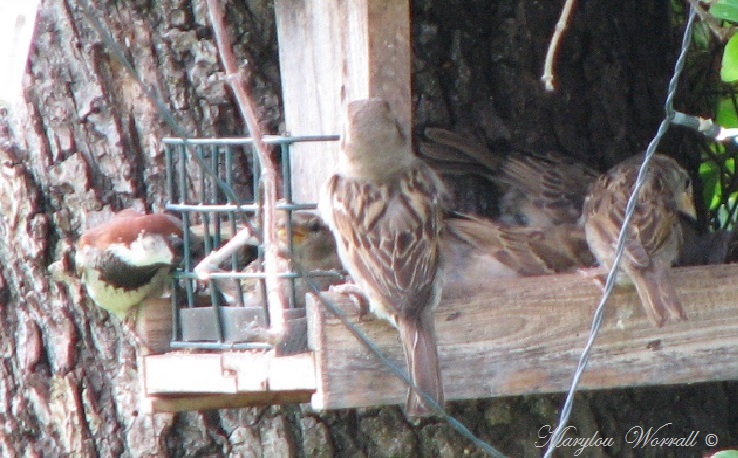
230, 211, 345, 308
320, 98, 448, 417
263, 211, 594, 292
443, 215, 595, 287
581, 153, 696, 327
76, 209, 184, 320
276, 211, 342, 274
494, 151, 599, 226
419, 128, 599, 226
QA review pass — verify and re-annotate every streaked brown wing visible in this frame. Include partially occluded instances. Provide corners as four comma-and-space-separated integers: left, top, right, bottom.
500, 151, 599, 225
584, 164, 650, 266
629, 165, 681, 258
326, 167, 444, 318
446, 217, 593, 275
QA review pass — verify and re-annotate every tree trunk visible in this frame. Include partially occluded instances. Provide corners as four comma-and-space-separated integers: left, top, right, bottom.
0, 0, 734, 457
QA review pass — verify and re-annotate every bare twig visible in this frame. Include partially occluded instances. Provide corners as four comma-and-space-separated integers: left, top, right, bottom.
541, 0, 577, 92
194, 225, 258, 279
205, 0, 287, 342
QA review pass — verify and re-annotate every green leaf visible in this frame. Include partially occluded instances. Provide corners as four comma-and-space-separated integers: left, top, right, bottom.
711, 449, 738, 458
716, 97, 738, 127
700, 161, 722, 210
722, 35, 738, 82
712, 0, 738, 22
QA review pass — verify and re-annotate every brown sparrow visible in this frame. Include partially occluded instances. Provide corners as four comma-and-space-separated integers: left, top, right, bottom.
266, 212, 594, 292
419, 128, 598, 225
320, 98, 448, 417
251, 211, 344, 306
581, 153, 696, 327
495, 151, 599, 226
444, 215, 595, 285
76, 210, 183, 319
207, 211, 344, 308
276, 211, 342, 275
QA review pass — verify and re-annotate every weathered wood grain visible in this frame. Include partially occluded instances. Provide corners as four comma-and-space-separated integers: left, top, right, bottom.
275, 0, 411, 202
308, 264, 738, 410
140, 351, 315, 413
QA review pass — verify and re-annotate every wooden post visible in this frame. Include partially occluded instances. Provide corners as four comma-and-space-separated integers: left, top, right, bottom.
275, 0, 412, 202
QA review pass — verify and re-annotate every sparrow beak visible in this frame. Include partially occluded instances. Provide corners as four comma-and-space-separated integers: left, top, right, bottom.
679, 191, 697, 219
277, 226, 308, 246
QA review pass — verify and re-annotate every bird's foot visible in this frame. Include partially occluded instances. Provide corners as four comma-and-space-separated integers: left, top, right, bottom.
577, 266, 608, 289
329, 283, 371, 319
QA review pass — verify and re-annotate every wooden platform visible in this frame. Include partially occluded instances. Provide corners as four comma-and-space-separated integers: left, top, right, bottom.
140, 352, 315, 413
307, 263, 738, 410
140, 263, 738, 413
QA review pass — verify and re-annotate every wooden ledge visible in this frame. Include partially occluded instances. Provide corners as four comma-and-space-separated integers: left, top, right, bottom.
307, 263, 738, 410
140, 352, 315, 413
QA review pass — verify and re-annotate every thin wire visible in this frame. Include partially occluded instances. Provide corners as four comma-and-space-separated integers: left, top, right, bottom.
297, 267, 507, 458
542, 7, 697, 457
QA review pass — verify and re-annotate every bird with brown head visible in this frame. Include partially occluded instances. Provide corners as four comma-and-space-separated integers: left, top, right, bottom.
582, 153, 695, 327
76, 210, 184, 320
320, 98, 448, 417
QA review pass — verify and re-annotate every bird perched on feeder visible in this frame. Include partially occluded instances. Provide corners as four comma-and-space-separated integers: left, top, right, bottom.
419, 128, 599, 226
268, 211, 594, 294
581, 153, 695, 327
320, 98, 448, 417
76, 209, 184, 320
223, 210, 344, 308
494, 150, 599, 226
276, 211, 342, 273
443, 215, 595, 287
276, 211, 344, 297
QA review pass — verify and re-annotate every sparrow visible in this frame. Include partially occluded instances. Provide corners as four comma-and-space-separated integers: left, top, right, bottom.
76, 210, 184, 319
263, 212, 594, 291
276, 211, 342, 274
232, 211, 344, 308
494, 151, 599, 226
320, 98, 448, 417
419, 128, 599, 226
443, 215, 595, 285
581, 153, 696, 327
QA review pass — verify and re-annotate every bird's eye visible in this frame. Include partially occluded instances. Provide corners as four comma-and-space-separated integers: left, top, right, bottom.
308, 220, 322, 232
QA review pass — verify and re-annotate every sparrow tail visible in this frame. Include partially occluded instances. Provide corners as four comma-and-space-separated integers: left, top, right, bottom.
396, 313, 444, 417
627, 264, 687, 327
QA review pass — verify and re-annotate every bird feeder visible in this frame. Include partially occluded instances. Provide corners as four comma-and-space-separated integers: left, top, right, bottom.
138, 0, 738, 414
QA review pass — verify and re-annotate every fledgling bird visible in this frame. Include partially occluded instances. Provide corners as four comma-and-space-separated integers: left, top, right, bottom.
581, 153, 696, 327
230, 211, 344, 307
320, 98, 448, 417
276, 211, 342, 275
76, 210, 184, 320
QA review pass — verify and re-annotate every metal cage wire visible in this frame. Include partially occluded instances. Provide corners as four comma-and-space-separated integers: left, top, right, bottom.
163, 135, 340, 350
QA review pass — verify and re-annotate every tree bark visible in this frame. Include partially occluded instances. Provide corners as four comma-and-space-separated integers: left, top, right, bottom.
0, 0, 734, 457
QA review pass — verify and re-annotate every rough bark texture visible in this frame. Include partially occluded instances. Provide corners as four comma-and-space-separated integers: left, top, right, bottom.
0, 0, 734, 457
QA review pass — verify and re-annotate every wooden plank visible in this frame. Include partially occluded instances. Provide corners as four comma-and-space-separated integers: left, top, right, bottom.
143, 353, 240, 394
134, 298, 172, 354
141, 352, 317, 412
142, 352, 316, 395
307, 264, 738, 410
274, 0, 411, 202
143, 391, 315, 413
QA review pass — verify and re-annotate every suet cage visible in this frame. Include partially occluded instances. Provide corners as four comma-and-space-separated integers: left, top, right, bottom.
162, 135, 340, 351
